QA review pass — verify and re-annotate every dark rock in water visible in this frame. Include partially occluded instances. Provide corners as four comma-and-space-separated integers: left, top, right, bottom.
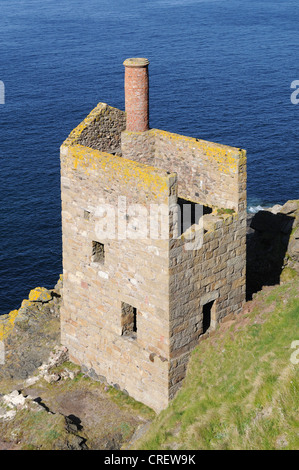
246, 214, 255, 235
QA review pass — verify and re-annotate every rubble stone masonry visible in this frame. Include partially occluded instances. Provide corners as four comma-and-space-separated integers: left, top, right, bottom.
60, 60, 247, 412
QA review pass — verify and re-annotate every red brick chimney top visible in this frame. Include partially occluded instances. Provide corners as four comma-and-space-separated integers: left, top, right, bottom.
123, 58, 150, 132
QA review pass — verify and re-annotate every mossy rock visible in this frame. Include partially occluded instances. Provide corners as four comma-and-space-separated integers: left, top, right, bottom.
216, 208, 235, 216
280, 266, 299, 283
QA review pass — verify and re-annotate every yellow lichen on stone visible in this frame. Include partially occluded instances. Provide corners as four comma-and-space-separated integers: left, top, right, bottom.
66, 144, 174, 200
0, 309, 19, 341
152, 128, 246, 175
28, 287, 52, 303
62, 102, 109, 147
20, 299, 34, 310
20, 299, 34, 313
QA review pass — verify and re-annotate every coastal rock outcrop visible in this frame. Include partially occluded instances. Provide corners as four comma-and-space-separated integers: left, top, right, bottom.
246, 199, 299, 298
0, 274, 153, 450
0, 202, 298, 449
0, 278, 62, 381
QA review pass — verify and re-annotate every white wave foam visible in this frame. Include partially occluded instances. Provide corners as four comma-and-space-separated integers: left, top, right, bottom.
248, 205, 266, 214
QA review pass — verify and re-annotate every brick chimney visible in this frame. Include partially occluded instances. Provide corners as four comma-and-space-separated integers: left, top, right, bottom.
123, 58, 150, 132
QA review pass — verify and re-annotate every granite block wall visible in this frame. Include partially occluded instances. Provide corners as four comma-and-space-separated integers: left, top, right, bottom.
60, 101, 247, 411
121, 128, 247, 212
121, 126, 247, 401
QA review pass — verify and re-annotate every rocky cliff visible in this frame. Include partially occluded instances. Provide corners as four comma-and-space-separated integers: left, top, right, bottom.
0, 199, 298, 449
247, 199, 299, 298
0, 276, 153, 450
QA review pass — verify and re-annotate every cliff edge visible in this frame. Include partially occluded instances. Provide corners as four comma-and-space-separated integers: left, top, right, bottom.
0, 200, 298, 450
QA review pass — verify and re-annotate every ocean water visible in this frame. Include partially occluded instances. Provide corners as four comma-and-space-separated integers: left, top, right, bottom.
0, 0, 298, 315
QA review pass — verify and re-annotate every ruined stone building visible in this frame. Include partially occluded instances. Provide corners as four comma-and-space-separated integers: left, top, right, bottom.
60, 58, 247, 412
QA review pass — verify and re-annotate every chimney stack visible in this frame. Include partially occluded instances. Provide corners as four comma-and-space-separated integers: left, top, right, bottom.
123, 58, 149, 132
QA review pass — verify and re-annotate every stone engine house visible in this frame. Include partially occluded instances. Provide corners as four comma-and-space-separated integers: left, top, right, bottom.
60, 58, 247, 412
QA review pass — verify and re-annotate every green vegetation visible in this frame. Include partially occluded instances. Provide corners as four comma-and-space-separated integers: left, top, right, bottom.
216, 208, 235, 216
1, 278, 298, 450
0, 361, 154, 450
280, 266, 299, 283
134, 280, 299, 450
1, 406, 71, 450
33, 369, 153, 450
106, 384, 156, 421
44, 364, 154, 421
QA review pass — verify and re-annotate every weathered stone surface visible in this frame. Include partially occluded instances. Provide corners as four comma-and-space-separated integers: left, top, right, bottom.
247, 200, 299, 297
28, 287, 52, 303
279, 199, 299, 215
54, 274, 63, 297
0, 278, 62, 382
288, 228, 299, 266
60, 72, 247, 412
268, 204, 283, 214
75, 102, 126, 155
0, 277, 154, 450
43, 372, 60, 384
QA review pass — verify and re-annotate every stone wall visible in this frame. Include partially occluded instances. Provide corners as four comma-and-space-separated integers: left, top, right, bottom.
168, 210, 246, 398
61, 117, 178, 410
121, 126, 247, 401
121, 130, 155, 165
69, 102, 126, 155
121, 129, 247, 212
60, 102, 247, 411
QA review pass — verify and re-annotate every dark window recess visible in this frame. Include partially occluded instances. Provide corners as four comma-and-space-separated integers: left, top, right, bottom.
84, 210, 90, 220
92, 241, 105, 264
202, 300, 214, 334
121, 302, 137, 338
177, 198, 212, 235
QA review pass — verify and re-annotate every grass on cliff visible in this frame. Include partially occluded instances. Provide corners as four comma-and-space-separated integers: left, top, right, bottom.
134, 280, 299, 450
0, 406, 75, 450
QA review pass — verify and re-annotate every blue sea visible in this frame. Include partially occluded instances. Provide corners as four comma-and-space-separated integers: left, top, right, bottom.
0, 0, 298, 315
